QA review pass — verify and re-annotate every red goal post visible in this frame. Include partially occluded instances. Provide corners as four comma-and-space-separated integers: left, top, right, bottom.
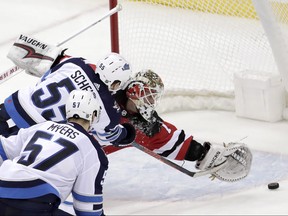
110, 0, 288, 120
109, 0, 120, 53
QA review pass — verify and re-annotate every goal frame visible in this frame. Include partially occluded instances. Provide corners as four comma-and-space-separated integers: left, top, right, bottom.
109, 0, 120, 53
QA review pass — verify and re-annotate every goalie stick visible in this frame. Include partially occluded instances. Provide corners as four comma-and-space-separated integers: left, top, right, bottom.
0, 4, 122, 85
131, 142, 226, 178
60, 142, 227, 209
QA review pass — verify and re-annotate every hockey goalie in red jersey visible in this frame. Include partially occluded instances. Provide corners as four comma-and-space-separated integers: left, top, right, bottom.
103, 69, 252, 182
105, 70, 195, 161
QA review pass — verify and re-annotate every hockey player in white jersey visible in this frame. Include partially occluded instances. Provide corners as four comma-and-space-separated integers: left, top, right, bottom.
0, 34, 135, 147
0, 90, 109, 215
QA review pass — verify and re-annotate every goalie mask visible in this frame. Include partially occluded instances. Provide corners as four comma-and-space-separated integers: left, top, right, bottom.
126, 69, 164, 121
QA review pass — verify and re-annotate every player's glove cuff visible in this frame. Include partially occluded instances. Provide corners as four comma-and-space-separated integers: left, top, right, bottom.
112, 123, 136, 147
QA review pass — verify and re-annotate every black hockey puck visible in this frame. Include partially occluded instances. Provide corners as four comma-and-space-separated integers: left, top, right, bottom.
268, 182, 279, 190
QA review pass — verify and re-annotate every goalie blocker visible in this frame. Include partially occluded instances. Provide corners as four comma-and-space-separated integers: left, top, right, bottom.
7, 34, 63, 77
195, 142, 252, 182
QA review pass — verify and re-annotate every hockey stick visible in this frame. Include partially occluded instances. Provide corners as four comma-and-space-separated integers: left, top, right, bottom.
131, 142, 226, 178
0, 4, 122, 85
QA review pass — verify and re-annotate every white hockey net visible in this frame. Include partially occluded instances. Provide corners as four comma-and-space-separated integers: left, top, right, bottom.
116, 0, 288, 114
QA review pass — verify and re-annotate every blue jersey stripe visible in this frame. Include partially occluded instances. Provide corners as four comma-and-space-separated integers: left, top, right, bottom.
4, 93, 36, 128
0, 181, 59, 199
0, 141, 8, 160
63, 200, 73, 205
72, 191, 103, 203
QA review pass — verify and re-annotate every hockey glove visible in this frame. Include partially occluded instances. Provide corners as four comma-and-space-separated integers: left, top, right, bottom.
112, 123, 136, 147
196, 142, 252, 182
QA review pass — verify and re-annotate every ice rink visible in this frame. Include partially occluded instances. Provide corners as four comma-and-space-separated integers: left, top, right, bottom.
1, 0, 288, 215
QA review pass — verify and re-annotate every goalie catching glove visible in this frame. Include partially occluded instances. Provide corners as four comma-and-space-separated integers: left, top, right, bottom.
7, 34, 63, 77
196, 142, 252, 182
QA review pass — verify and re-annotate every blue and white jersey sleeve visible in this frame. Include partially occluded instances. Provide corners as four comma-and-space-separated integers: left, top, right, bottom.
0, 128, 29, 164
72, 135, 108, 215
4, 56, 127, 147
90, 103, 127, 146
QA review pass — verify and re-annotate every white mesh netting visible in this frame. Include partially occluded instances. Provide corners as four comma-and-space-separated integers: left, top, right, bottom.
116, 0, 287, 114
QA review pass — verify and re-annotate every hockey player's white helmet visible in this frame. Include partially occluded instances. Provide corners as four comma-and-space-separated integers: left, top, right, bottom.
96, 52, 132, 92
126, 69, 164, 121
66, 90, 101, 124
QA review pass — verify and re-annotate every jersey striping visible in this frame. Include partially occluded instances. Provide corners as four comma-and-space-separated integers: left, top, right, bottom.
4, 57, 124, 145
0, 121, 108, 215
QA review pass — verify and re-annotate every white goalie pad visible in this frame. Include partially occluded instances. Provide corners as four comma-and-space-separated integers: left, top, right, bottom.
7, 34, 62, 77
211, 143, 252, 182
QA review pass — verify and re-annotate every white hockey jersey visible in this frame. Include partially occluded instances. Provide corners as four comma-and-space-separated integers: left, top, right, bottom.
4, 56, 124, 145
0, 120, 108, 215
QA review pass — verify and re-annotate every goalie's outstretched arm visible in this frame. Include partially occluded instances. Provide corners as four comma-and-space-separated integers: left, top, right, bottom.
103, 69, 253, 181
103, 119, 253, 182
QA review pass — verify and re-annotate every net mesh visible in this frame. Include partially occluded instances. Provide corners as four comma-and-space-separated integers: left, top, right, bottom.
117, 0, 287, 113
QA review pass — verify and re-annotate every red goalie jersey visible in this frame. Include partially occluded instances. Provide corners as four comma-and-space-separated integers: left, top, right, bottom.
102, 70, 204, 162
103, 114, 193, 161
101, 70, 253, 182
